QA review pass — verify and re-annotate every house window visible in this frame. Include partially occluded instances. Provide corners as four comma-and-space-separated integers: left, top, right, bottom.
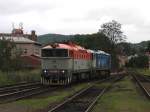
35, 48, 39, 55
24, 49, 27, 54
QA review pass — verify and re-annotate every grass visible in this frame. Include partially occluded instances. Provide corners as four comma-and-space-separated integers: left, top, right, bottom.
0, 69, 41, 86
12, 82, 91, 111
92, 76, 150, 112
136, 68, 150, 76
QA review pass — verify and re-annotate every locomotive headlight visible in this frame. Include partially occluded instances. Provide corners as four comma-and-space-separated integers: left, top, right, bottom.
44, 70, 48, 73
62, 70, 65, 73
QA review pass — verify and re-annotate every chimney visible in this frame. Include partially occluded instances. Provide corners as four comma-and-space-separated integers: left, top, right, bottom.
31, 30, 37, 41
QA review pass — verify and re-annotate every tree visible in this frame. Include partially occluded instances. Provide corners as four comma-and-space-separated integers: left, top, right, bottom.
117, 42, 136, 56
146, 42, 150, 52
0, 38, 22, 71
126, 55, 149, 68
99, 20, 126, 44
73, 33, 112, 51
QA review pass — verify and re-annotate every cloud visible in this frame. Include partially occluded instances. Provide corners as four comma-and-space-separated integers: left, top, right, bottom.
0, 0, 150, 43
84, 6, 150, 43
0, 0, 57, 15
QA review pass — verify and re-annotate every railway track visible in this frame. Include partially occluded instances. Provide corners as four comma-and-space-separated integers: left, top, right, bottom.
142, 75, 150, 81
0, 81, 41, 94
132, 74, 150, 99
0, 74, 124, 105
0, 82, 57, 104
0, 81, 40, 89
48, 75, 124, 112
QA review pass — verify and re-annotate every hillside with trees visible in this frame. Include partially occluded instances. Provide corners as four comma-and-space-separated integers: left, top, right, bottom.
37, 34, 74, 44
118, 41, 150, 56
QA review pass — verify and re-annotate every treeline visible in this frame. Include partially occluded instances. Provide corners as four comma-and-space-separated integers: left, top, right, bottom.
122, 42, 150, 68
126, 55, 149, 68
118, 41, 150, 56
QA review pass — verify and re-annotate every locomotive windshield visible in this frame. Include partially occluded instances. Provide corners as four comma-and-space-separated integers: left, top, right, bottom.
42, 49, 68, 57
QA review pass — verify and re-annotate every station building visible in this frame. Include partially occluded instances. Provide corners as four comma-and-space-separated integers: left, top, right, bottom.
0, 28, 41, 68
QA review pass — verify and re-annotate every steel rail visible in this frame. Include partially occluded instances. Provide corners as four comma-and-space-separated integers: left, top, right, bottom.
0, 87, 41, 98
0, 87, 57, 104
0, 82, 40, 91
0, 81, 40, 89
48, 75, 124, 112
132, 74, 150, 99
85, 75, 124, 112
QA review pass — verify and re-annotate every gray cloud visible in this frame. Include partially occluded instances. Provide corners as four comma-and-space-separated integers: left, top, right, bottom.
0, 0, 56, 15
85, 8, 150, 42
85, 8, 144, 24
0, 0, 150, 43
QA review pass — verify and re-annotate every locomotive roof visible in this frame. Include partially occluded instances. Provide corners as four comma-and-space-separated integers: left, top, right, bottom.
96, 50, 110, 55
87, 49, 95, 53
42, 45, 52, 49
42, 43, 87, 51
42, 43, 110, 55
87, 49, 110, 55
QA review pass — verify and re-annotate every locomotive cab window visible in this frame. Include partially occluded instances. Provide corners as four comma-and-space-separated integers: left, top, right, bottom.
42, 49, 68, 57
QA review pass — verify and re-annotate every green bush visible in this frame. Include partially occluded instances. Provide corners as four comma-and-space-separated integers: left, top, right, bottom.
136, 69, 150, 76
0, 69, 41, 86
126, 55, 149, 68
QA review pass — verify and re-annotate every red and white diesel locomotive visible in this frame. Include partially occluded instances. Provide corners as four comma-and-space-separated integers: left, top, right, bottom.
41, 42, 111, 85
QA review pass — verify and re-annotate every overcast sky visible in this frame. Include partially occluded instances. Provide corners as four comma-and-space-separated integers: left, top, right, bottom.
0, 0, 150, 43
